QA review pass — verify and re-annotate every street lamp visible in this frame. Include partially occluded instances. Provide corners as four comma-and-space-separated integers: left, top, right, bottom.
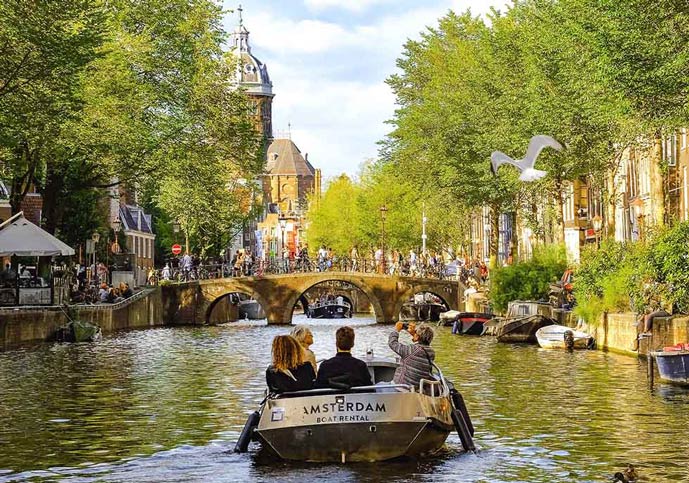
592, 215, 602, 248
379, 205, 388, 274
278, 216, 287, 261
421, 203, 427, 255
111, 216, 122, 255
91, 231, 100, 284
631, 198, 645, 241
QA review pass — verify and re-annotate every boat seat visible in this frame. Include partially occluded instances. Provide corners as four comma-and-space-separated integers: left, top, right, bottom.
419, 378, 442, 397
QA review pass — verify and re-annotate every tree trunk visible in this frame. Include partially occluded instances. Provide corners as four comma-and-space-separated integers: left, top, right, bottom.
489, 203, 500, 268
41, 163, 65, 235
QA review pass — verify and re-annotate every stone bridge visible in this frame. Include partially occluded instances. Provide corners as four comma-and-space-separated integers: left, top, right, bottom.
160, 272, 464, 325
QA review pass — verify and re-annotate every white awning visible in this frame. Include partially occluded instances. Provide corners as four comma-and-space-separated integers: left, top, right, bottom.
0, 212, 75, 257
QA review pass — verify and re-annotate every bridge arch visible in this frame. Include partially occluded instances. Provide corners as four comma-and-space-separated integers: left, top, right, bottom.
282, 276, 386, 324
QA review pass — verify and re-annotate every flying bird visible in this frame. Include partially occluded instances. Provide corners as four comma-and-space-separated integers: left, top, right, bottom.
490, 134, 563, 182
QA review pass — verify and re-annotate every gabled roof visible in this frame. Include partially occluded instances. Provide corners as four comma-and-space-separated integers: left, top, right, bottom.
120, 204, 153, 234
0, 212, 75, 257
265, 138, 315, 176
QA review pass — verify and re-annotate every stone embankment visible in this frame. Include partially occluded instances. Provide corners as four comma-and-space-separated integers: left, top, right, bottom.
0, 286, 238, 350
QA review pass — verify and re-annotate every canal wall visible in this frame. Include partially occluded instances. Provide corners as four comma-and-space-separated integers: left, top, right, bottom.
0, 288, 165, 350
565, 312, 689, 358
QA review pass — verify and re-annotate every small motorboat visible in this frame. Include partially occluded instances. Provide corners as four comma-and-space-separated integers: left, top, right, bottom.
307, 301, 352, 319
439, 311, 492, 336
651, 343, 689, 385
536, 324, 594, 350
234, 357, 476, 462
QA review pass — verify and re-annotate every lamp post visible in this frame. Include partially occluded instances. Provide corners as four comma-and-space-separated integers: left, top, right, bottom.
278, 216, 287, 269
91, 231, 100, 284
592, 215, 602, 248
379, 205, 388, 274
631, 198, 645, 242
421, 203, 427, 256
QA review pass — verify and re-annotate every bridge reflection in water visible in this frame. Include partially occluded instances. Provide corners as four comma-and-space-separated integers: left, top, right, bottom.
161, 272, 464, 325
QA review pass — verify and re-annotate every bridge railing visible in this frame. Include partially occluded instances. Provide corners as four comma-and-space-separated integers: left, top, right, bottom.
146, 257, 469, 284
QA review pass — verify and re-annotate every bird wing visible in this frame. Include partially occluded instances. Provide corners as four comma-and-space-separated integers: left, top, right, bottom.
491, 151, 521, 174
523, 135, 563, 168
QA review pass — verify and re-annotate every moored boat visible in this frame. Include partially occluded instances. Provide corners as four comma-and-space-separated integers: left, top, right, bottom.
235, 358, 476, 462
439, 311, 492, 336
495, 314, 555, 343
651, 343, 689, 385
307, 301, 352, 319
535, 324, 594, 349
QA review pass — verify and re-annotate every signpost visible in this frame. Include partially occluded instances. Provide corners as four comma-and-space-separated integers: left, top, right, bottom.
171, 244, 182, 255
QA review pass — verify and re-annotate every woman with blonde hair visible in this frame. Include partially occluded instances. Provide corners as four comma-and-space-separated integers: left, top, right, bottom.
266, 335, 315, 393
290, 325, 317, 373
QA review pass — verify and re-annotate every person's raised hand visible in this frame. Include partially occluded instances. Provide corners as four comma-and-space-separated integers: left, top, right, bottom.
395, 321, 404, 332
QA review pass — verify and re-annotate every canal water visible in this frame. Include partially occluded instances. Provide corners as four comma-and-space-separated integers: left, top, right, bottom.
1, 315, 688, 482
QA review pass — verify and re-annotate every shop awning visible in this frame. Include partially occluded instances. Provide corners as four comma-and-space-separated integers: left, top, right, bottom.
0, 212, 75, 257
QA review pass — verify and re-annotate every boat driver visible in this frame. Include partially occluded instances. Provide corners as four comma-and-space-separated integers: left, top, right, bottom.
389, 322, 435, 388
315, 326, 372, 389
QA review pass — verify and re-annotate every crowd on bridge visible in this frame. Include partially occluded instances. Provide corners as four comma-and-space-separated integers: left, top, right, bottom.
147, 244, 491, 284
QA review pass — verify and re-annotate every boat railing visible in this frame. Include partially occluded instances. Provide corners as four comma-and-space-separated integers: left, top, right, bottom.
273, 384, 414, 399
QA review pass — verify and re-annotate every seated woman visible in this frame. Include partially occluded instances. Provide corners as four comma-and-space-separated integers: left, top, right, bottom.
290, 325, 317, 374
266, 335, 316, 394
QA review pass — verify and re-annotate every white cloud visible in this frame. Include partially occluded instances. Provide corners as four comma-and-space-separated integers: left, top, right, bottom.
304, 0, 396, 12
225, 0, 508, 177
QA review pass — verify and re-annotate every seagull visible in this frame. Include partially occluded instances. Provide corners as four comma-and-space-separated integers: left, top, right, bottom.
490, 134, 563, 182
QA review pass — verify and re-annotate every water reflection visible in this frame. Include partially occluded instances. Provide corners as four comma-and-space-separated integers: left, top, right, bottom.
1, 315, 688, 482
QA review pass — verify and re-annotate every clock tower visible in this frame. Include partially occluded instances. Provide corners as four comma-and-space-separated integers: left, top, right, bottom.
231, 6, 274, 144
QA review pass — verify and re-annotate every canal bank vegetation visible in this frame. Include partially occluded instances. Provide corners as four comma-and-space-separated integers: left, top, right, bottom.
574, 222, 689, 323
0, 1, 264, 259
489, 245, 567, 313
313, 0, 689, 261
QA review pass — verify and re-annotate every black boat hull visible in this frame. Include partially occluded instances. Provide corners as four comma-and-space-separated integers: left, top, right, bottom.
308, 304, 351, 319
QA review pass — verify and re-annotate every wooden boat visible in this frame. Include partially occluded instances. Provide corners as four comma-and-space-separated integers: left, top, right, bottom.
651, 343, 689, 385
536, 324, 594, 349
495, 314, 555, 343
308, 301, 352, 319
439, 310, 492, 335
235, 358, 476, 462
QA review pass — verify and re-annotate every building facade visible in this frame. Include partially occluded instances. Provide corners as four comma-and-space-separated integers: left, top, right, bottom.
229, 8, 321, 261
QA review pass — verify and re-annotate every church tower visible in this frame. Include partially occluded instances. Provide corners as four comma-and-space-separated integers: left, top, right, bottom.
231, 6, 274, 144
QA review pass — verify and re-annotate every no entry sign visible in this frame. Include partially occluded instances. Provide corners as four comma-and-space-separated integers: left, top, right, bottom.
171, 244, 182, 255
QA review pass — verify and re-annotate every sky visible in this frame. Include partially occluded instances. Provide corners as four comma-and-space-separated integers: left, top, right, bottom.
221, 0, 509, 180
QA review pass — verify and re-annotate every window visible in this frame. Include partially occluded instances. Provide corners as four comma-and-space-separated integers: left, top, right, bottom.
682, 128, 687, 150
663, 133, 678, 166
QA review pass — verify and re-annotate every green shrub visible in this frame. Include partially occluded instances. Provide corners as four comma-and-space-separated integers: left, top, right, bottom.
490, 244, 567, 313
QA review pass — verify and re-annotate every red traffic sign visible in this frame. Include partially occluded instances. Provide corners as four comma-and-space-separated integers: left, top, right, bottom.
171, 244, 182, 255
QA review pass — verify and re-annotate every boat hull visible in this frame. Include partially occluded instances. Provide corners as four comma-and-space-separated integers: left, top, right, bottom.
308, 303, 351, 319
255, 391, 453, 462
495, 314, 555, 343
536, 325, 593, 350
652, 350, 689, 385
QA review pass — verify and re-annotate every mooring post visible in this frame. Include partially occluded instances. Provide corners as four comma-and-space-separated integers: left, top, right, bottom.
647, 333, 654, 389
